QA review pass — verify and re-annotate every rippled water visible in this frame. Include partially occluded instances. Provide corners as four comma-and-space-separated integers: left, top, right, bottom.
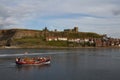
0, 48, 120, 80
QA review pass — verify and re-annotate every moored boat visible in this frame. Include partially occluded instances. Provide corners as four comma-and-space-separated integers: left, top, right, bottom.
15, 57, 51, 65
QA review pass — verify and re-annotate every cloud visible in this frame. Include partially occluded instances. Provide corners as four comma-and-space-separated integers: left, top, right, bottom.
0, 0, 37, 29
0, 4, 17, 29
112, 9, 120, 16
0, 0, 120, 38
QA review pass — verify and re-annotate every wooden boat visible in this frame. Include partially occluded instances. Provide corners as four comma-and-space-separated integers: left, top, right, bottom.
15, 57, 51, 65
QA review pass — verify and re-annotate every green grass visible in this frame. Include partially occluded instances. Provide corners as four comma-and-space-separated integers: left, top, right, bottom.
14, 37, 46, 46
46, 41, 68, 47
14, 38, 69, 47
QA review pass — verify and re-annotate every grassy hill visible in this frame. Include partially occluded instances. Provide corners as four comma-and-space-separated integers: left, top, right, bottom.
0, 29, 102, 48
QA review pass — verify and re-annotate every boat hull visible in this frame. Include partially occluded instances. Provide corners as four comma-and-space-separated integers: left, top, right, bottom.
16, 61, 50, 65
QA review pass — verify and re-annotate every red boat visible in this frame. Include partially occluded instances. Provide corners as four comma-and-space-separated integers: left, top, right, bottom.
15, 57, 51, 65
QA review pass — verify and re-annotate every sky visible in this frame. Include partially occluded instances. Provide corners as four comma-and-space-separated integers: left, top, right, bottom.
0, 0, 120, 38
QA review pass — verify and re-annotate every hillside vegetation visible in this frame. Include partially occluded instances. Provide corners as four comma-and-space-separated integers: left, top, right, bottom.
0, 29, 102, 48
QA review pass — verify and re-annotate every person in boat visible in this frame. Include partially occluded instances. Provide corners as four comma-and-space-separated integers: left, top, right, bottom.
24, 57, 31, 62
16, 57, 21, 62
16, 58, 18, 62
46, 57, 51, 61
37, 57, 41, 61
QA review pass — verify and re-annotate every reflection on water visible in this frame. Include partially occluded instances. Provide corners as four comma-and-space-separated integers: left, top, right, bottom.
15, 64, 51, 71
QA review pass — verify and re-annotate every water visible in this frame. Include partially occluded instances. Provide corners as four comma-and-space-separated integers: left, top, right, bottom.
0, 48, 120, 80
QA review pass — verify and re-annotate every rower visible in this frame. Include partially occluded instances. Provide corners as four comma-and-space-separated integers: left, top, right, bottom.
16, 57, 21, 62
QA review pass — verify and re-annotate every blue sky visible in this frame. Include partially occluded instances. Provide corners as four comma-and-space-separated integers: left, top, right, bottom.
0, 0, 120, 38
